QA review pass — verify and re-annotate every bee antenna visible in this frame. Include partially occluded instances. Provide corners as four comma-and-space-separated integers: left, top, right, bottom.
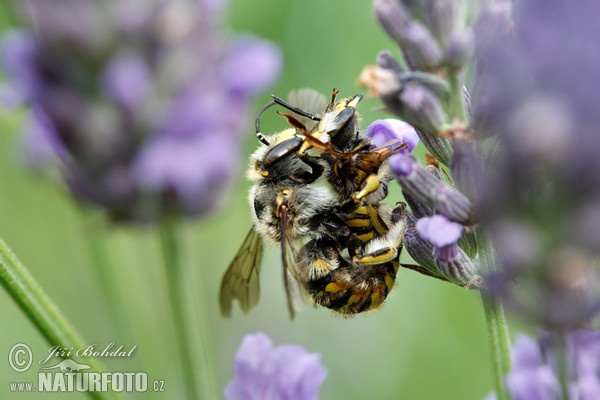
255, 100, 277, 145
271, 95, 321, 122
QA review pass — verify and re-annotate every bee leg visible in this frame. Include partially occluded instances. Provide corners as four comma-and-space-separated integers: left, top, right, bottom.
353, 174, 382, 201
296, 154, 325, 183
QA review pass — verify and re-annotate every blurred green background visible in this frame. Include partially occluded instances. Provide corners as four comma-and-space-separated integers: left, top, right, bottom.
0, 1, 510, 399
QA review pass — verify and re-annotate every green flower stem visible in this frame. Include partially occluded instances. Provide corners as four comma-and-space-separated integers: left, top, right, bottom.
159, 216, 214, 400
79, 207, 133, 342
0, 239, 126, 400
447, 72, 469, 123
476, 229, 512, 400
481, 291, 512, 400
555, 332, 571, 400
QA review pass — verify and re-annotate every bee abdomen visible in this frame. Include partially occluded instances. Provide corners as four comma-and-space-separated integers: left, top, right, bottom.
307, 260, 399, 315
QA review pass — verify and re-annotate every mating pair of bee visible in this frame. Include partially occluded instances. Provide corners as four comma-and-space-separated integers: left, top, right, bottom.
220, 88, 408, 319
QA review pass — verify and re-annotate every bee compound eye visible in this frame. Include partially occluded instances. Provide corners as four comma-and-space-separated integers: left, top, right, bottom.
263, 137, 303, 168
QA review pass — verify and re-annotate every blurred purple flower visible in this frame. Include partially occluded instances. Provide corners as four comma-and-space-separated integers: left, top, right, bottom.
222, 36, 282, 97
0, 29, 39, 102
473, 0, 600, 328
101, 52, 151, 111
486, 330, 600, 400
1, 0, 281, 223
23, 106, 67, 166
225, 332, 327, 400
503, 334, 560, 400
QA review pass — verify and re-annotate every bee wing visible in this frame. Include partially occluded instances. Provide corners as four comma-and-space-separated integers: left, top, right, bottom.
287, 88, 327, 130
280, 207, 309, 320
219, 228, 263, 317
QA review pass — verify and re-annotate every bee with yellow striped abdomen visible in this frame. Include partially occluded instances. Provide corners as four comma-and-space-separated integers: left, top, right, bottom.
219, 88, 408, 318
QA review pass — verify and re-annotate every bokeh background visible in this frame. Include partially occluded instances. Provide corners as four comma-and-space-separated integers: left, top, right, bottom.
0, 1, 521, 399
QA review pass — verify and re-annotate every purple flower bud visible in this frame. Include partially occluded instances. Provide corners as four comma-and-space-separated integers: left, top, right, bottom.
390, 154, 474, 223
360, 54, 451, 137
365, 119, 419, 152
400, 83, 448, 133
403, 226, 438, 275
457, 227, 477, 259
415, 215, 479, 286
225, 332, 327, 400
403, 190, 434, 219
221, 36, 282, 97
443, 30, 475, 70
374, 0, 442, 69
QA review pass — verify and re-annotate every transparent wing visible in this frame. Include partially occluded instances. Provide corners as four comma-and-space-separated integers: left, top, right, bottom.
287, 88, 328, 130
280, 207, 309, 320
219, 228, 263, 317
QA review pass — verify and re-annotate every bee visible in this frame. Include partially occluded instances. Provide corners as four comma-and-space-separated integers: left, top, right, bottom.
220, 180, 407, 318
220, 89, 408, 318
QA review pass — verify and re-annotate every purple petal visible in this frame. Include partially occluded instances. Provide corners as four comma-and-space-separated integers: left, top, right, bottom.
389, 152, 415, 177
23, 106, 67, 165
225, 332, 327, 400
273, 345, 327, 400
132, 132, 236, 213
365, 119, 419, 152
511, 335, 543, 369
506, 364, 559, 400
221, 36, 282, 97
416, 214, 462, 247
1, 29, 39, 101
102, 52, 151, 110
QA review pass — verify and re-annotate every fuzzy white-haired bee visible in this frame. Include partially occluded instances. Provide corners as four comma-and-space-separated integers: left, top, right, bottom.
220, 89, 409, 318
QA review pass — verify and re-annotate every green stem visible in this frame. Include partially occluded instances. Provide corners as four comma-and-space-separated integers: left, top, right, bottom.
555, 332, 571, 400
447, 72, 469, 123
476, 229, 511, 400
159, 217, 214, 400
481, 291, 512, 400
80, 207, 133, 343
0, 239, 126, 400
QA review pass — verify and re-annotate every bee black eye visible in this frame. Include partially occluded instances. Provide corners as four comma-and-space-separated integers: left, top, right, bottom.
263, 137, 303, 168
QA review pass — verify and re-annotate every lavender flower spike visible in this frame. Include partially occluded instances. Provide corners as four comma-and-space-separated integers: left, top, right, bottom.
416, 215, 480, 287
473, 0, 600, 329
225, 332, 327, 400
2, 0, 282, 222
